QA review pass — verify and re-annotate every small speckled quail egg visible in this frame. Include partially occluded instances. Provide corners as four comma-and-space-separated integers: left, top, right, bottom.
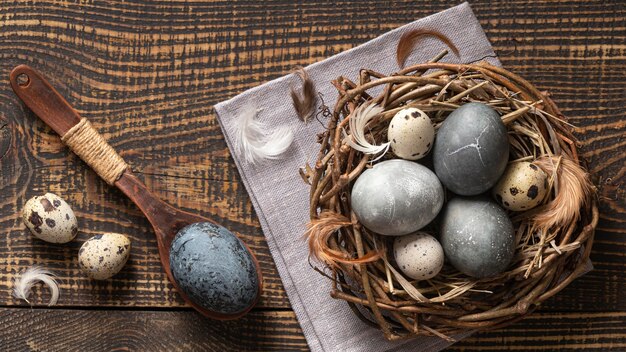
78, 233, 131, 280
493, 161, 549, 211
387, 107, 434, 160
394, 233, 444, 281
22, 193, 78, 243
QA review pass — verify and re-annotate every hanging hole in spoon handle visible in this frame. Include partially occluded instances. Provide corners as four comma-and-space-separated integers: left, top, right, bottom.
9, 65, 263, 320
16, 73, 30, 87
10, 65, 82, 135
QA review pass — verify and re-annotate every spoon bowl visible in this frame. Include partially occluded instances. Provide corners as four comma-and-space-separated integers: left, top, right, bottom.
10, 65, 262, 320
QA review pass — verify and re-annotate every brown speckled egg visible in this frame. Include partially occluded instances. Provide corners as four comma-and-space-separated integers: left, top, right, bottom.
492, 161, 548, 211
387, 107, 434, 160
22, 193, 78, 243
393, 232, 444, 281
78, 233, 131, 280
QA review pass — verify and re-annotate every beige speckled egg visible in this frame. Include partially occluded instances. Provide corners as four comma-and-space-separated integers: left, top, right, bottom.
387, 107, 434, 160
22, 193, 78, 243
393, 232, 444, 281
78, 233, 131, 280
492, 161, 548, 211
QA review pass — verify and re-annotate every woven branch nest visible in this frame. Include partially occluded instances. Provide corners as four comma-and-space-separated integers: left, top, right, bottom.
304, 58, 599, 341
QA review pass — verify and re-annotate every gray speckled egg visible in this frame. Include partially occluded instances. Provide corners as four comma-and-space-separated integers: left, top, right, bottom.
169, 222, 259, 315
393, 232, 444, 281
351, 159, 444, 236
78, 233, 131, 280
493, 161, 548, 211
433, 103, 509, 195
22, 193, 78, 243
388, 108, 434, 160
440, 197, 515, 278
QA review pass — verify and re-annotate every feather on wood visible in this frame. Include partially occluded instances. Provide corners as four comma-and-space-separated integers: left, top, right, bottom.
13, 266, 59, 306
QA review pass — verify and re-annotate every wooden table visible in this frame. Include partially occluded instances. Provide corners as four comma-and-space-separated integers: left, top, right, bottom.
1, 1, 624, 350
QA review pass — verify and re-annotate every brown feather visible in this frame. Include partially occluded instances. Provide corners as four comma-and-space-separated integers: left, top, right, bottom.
305, 212, 380, 267
396, 29, 460, 68
290, 67, 317, 123
533, 156, 594, 231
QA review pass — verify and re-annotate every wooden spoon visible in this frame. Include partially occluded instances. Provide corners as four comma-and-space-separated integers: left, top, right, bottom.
10, 65, 262, 320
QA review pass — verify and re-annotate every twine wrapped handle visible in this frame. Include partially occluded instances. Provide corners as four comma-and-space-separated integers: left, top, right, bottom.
60, 118, 128, 184
9, 65, 128, 185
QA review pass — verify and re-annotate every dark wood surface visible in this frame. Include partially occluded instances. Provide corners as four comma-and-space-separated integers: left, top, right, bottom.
8, 62, 264, 319
0, 0, 624, 350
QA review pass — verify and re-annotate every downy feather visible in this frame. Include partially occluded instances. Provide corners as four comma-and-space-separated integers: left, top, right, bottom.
235, 104, 294, 164
13, 266, 59, 306
396, 29, 460, 68
290, 67, 317, 123
343, 103, 390, 161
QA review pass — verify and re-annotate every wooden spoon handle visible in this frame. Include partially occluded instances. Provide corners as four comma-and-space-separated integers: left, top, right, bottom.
10, 65, 81, 136
9, 64, 185, 235
10, 65, 128, 185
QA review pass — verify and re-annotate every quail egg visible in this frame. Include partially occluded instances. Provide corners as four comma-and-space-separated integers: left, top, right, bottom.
78, 233, 131, 280
393, 232, 444, 281
493, 161, 549, 211
387, 107, 435, 160
22, 193, 78, 243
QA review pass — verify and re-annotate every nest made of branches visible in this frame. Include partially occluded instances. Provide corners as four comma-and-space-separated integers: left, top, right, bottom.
303, 53, 599, 341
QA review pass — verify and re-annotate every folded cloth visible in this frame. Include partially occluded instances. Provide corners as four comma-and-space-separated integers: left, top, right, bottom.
215, 3, 500, 351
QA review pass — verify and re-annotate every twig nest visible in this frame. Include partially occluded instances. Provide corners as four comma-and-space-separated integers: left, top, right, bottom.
440, 197, 515, 278
493, 161, 549, 211
305, 61, 597, 340
351, 160, 443, 236
433, 103, 509, 195
22, 193, 78, 243
393, 233, 444, 280
388, 107, 434, 160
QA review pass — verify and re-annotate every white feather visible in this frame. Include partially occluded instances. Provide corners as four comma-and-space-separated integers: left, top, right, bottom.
343, 103, 390, 161
13, 266, 59, 306
235, 104, 294, 164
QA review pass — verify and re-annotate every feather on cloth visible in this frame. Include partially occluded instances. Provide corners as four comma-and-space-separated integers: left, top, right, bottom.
290, 67, 317, 123
234, 104, 294, 164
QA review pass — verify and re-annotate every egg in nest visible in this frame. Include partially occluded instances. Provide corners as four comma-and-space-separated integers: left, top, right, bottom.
387, 107, 434, 160
393, 233, 444, 281
492, 161, 548, 211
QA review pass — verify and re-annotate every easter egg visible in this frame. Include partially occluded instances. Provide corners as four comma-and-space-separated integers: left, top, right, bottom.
493, 161, 548, 211
78, 233, 131, 280
440, 197, 515, 278
351, 159, 444, 236
22, 193, 78, 243
388, 107, 434, 160
393, 232, 444, 281
169, 222, 260, 315
433, 103, 509, 195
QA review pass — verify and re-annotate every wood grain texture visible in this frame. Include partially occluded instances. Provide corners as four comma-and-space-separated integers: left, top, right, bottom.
0, 308, 624, 351
0, 0, 624, 350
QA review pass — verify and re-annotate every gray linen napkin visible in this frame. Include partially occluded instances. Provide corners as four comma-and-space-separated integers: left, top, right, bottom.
215, 3, 500, 351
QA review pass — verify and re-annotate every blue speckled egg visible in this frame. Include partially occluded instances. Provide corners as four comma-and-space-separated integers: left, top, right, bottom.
169, 222, 259, 315
440, 197, 515, 278
351, 159, 444, 236
433, 103, 509, 195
